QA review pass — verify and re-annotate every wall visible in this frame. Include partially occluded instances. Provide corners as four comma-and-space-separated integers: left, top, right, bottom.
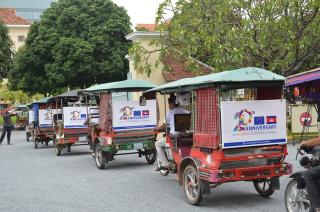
128, 36, 168, 125
8, 26, 29, 51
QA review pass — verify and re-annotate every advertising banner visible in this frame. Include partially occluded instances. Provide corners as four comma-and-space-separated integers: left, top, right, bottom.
63, 107, 88, 128
39, 109, 61, 128
28, 110, 34, 124
291, 104, 319, 134
221, 100, 287, 149
112, 100, 157, 131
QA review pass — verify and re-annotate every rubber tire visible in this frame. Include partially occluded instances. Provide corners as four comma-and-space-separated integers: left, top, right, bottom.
53, 137, 61, 156
55, 145, 61, 156
95, 143, 106, 169
284, 178, 312, 212
67, 145, 71, 152
253, 178, 275, 198
34, 138, 38, 149
26, 133, 29, 142
145, 149, 157, 164
183, 165, 203, 205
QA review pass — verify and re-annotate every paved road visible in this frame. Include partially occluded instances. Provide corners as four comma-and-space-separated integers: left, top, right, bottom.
0, 130, 300, 212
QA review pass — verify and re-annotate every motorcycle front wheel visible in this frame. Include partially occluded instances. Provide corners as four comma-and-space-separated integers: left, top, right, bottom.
284, 178, 311, 212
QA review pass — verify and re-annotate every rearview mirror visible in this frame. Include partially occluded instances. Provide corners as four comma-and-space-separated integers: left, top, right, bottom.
139, 96, 146, 106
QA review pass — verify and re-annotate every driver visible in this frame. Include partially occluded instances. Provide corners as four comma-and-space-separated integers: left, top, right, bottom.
300, 137, 320, 212
155, 94, 189, 171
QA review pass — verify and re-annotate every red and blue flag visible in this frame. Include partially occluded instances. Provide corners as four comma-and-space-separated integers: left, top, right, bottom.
266, 116, 277, 124
142, 110, 149, 116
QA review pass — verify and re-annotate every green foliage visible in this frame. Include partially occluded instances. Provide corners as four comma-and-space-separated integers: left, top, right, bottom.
10, 0, 132, 95
131, 0, 320, 76
0, 116, 16, 125
0, 81, 31, 104
0, 22, 13, 79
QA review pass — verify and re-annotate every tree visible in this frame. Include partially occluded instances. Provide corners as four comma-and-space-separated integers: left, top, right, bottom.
131, 0, 320, 76
0, 21, 13, 79
10, 0, 132, 94
0, 81, 33, 104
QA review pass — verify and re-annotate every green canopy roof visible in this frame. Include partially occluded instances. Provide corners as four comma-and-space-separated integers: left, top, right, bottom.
29, 97, 51, 105
146, 67, 284, 93
85, 79, 157, 93
47, 90, 82, 102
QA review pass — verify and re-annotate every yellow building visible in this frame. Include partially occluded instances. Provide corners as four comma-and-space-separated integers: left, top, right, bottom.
0, 8, 31, 51
126, 24, 213, 123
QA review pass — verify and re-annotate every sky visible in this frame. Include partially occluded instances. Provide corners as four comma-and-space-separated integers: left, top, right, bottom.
112, 0, 166, 27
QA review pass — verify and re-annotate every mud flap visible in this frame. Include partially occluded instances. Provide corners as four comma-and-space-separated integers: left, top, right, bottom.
200, 180, 211, 195
272, 177, 280, 190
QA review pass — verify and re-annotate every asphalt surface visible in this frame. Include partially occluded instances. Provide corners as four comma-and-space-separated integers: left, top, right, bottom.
0, 130, 301, 212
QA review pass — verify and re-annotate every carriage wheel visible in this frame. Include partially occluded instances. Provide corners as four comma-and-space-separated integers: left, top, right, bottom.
253, 178, 275, 197
53, 136, 61, 156
145, 149, 157, 164
95, 143, 106, 169
183, 165, 202, 205
67, 145, 71, 152
33, 137, 38, 149
55, 145, 61, 156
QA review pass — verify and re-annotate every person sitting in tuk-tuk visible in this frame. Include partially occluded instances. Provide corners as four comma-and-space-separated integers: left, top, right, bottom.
155, 94, 189, 171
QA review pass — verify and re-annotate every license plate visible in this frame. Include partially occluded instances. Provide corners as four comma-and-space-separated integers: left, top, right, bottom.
79, 136, 87, 142
134, 143, 144, 149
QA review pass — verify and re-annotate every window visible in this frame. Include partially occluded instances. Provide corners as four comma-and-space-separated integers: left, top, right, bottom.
221, 88, 257, 101
18, 35, 26, 42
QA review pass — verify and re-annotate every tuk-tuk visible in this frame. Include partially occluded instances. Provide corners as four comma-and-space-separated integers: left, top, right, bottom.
145, 67, 292, 205
84, 79, 158, 169
9, 105, 28, 129
30, 97, 56, 148
26, 104, 33, 142
48, 90, 90, 156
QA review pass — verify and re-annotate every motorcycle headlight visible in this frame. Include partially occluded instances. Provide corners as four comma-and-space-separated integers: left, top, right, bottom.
299, 156, 309, 167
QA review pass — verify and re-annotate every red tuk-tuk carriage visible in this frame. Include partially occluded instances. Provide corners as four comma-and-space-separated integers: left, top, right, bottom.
146, 67, 292, 205
84, 79, 158, 169
30, 97, 55, 149
49, 90, 90, 156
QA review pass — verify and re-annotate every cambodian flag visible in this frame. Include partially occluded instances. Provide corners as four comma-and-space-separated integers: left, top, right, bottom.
254, 116, 265, 125
142, 110, 149, 116
134, 111, 141, 116
266, 116, 277, 124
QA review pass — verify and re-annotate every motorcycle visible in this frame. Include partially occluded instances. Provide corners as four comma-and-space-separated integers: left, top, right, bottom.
284, 145, 320, 212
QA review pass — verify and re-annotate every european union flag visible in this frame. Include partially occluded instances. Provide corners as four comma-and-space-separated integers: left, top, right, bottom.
134, 111, 141, 116
254, 116, 265, 125
81, 114, 86, 118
